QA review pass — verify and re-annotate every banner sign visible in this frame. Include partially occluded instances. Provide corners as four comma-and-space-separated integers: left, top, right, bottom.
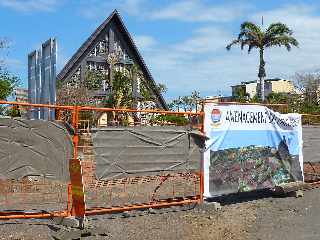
203, 103, 303, 197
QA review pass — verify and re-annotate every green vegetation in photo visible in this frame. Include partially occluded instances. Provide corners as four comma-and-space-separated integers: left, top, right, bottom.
151, 114, 189, 126
227, 21, 299, 102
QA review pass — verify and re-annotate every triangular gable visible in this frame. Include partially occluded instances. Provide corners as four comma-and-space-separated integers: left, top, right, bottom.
57, 9, 167, 110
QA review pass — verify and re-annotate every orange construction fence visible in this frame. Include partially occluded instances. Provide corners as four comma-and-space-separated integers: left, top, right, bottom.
0, 101, 205, 221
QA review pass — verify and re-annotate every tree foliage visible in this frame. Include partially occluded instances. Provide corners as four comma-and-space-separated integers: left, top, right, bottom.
156, 83, 167, 94
0, 38, 19, 101
0, 38, 20, 116
103, 71, 133, 109
0, 38, 9, 67
85, 69, 107, 90
266, 92, 289, 104
56, 84, 95, 106
289, 72, 320, 113
226, 21, 298, 101
0, 65, 19, 101
150, 114, 189, 126
233, 87, 248, 103
169, 91, 201, 112
57, 55, 167, 124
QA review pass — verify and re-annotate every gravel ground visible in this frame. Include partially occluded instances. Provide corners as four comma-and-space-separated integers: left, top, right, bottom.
0, 188, 320, 240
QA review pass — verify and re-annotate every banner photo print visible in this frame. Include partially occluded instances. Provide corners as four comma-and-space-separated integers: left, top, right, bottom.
203, 103, 303, 197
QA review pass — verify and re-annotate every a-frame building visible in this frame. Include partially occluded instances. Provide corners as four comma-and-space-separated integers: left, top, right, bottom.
57, 10, 167, 110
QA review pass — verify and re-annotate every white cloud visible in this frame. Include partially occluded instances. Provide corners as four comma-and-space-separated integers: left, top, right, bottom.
78, 0, 146, 19
0, 0, 61, 12
175, 27, 232, 54
134, 35, 156, 51
76, 1, 320, 98
140, 3, 320, 98
78, 0, 250, 23
123, 0, 145, 16
149, 0, 251, 22
140, 26, 241, 97
249, 4, 320, 77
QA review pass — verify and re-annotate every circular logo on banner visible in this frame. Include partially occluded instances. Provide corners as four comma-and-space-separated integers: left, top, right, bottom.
211, 108, 221, 124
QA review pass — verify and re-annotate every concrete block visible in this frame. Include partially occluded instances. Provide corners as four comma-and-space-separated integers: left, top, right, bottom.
206, 201, 222, 211
53, 216, 80, 228
294, 190, 304, 198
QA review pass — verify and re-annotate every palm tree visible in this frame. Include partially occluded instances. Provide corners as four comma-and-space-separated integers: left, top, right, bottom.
226, 22, 299, 102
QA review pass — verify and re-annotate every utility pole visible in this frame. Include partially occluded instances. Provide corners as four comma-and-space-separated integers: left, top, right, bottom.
260, 15, 265, 102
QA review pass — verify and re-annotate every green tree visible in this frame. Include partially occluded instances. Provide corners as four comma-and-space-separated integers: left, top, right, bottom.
168, 98, 181, 112
156, 83, 167, 94
191, 90, 200, 112
0, 70, 19, 101
292, 72, 320, 114
233, 86, 248, 103
0, 39, 20, 115
249, 94, 259, 103
267, 92, 288, 104
0, 38, 9, 67
0, 39, 19, 101
226, 22, 299, 102
85, 69, 106, 90
169, 91, 201, 112
103, 71, 133, 109
102, 71, 134, 122
126, 64, 150, 101
56, 84, 94, 106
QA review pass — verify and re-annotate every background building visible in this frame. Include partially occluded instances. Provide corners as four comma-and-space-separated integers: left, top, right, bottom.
14, 88, 28, 103
232, 78, 295, 99
57, 10, 167, 110
14, 88, 28, 118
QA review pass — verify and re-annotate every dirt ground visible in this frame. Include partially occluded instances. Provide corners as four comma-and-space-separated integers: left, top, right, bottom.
0, 187, 320, 240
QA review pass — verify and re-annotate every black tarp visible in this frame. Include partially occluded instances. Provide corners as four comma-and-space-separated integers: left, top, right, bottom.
91, 126, 204, 180
0, 118, 72, 181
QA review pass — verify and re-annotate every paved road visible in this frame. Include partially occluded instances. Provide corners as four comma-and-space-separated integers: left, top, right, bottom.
303, 126, 320, 163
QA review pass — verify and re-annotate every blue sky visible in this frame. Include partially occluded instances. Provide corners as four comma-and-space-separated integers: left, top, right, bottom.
0, 0, 320, 100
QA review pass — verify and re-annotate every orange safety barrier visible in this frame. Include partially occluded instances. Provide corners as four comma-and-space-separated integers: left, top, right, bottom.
0, 101, 205, 221
77, 104, 204, 214
2, 100, 320, 222
0, 101, 75, 220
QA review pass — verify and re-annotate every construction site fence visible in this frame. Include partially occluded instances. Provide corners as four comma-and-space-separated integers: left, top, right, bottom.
0, 102, 75, 220
1, 101, 320, 221
0, 101, 204, 221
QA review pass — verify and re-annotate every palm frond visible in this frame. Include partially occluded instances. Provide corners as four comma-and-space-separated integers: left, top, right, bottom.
265, 35, 299, 50
226, 39, 241, 50
263, 22, 298, 51
247, 43, 258, 53
227, 22, 262, 51
266, 22, 292, 36
240, 21, 261, 34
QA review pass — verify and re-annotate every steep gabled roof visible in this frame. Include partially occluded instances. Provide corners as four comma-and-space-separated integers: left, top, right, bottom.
57, 9, 168, 110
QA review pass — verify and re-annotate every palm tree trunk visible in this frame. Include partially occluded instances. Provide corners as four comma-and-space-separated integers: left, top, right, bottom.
258, 48, 266, 102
